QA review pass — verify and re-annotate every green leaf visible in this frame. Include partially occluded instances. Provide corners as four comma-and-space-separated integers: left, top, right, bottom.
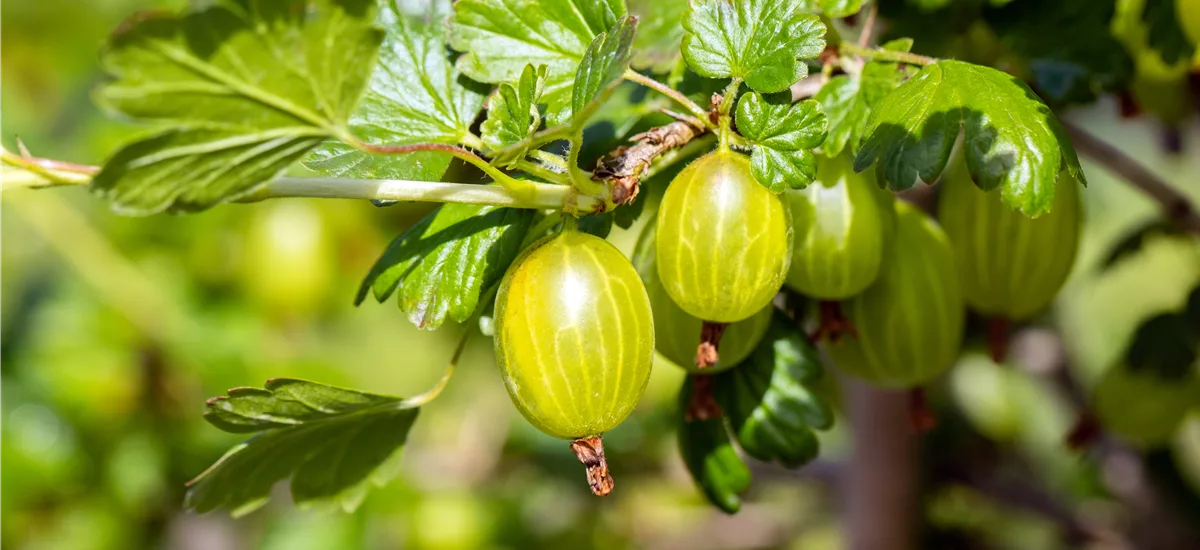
357, 203, 533, 330
186, 379, 418, 516
1102, 218, 1189, 269
802, 0, 865, 18
986, 0, 1131, 104
449, 0, 627, 126
815, 41, 911, 157
1126, 313, 1198, 381
93, 0, 384, 214
678, 379, 751, 514
628, 0, 688, 72
735, 92, 828, 191
305, 0, 486, 181
1144, 0, 1197, 65
682, 0, 826, 93
715, 314, 833, 467
572, 15, 638, 128
482, 64, 548, 166
854, 60, 1086, 217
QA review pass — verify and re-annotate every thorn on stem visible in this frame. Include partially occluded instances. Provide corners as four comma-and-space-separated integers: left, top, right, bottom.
570, 436, 614, 496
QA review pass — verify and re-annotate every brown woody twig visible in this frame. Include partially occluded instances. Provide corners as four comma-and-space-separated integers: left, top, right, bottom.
593, 119, 706, 204
1062, 120, 1200, 234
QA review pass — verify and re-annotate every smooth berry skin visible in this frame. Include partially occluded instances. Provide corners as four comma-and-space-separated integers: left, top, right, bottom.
830, 203, 965, 387
656, 150, 793, 323
493, 229, 654, 440
633, 219, 772, 374
786, 153, 892, 300
938, 156, 1081, 320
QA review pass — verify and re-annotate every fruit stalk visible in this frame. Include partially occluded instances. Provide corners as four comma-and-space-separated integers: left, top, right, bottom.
684, 375, 723, 421
695, 321, 729, 369
569, 436, 614, 496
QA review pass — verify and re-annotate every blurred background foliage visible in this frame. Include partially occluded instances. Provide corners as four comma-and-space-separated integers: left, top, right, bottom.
2, 0, 1200, 549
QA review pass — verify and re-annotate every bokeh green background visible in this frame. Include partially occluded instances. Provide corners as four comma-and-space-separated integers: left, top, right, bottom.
3, 1, 1200, 549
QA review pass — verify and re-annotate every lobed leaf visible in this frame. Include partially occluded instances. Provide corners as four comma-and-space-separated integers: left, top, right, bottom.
357, 204, 533, 330
187, 379, 418, 516
854, 60, 1086, 217
93, 0, 384, 214
678, 379, 751, 514
735, 91, 828, 191
1143, 0, 1197, 65
815, 38, 912, 157
449, 0, 627, 125
682, 0, 826, 93
305, 0, 487, 181
481, 64, 549, 166
715, 314, 833, 467
1125, 313, 1198, 381
572, 15, 638, 128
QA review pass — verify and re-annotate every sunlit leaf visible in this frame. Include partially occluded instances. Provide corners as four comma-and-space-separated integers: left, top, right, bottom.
93, 0, 383, 214
735, 91, 828, 191
187, 379, 418, 516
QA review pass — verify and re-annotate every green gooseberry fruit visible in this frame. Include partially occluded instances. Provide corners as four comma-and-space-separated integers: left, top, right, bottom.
829, 202, 965, 387
938, 153, 1081, 320
633, 218, 772, 374
655, 150, 793, 323
494, 229, 655, 442
785, 153, 893, 300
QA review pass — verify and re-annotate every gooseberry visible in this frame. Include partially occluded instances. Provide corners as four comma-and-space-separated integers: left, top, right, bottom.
938, 155, 1082, 321
633, 219, 772, 373
828, 203, 965, 387
655, 150, 793, 323
785, 153, 892, 300
493, 227, 655, 494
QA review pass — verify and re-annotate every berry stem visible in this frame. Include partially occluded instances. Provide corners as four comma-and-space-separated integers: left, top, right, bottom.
907, 387, 937, 432
987, 317, 1010, 364
569, 436, 615, 496
685, 374, 724, 422
839, 43, 936, 66
696, 321, 729, 369
623, 69, 714, 129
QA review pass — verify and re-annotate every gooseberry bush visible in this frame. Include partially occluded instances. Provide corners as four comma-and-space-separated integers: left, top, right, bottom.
5, 0, 1200, 522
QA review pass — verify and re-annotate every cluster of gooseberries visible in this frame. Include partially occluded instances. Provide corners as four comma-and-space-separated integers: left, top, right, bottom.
490, 117, 1085, 500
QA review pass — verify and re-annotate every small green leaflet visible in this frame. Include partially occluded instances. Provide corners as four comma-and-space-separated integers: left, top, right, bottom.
682, 0, 826, 93
735, 92, 828, 192
482, 64, 548, 167
678, 379, 751, 515
1144, 0, 1196, 65
715, 314, 833, 467
92, 0, 383, 214
628, 0, 688, 72
305, 0, 486, 181
187, 379, 418, 516
815, 38, 913, 157
854, 60, 1086, 217
358, 204, 533, 330
449, 0, 627, 126
1125, 313, 1198, 381
572, 16, 638, 128
801, 0, 865, 18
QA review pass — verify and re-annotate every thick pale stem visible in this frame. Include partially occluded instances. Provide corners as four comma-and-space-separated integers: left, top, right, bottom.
245, 177, 598, 212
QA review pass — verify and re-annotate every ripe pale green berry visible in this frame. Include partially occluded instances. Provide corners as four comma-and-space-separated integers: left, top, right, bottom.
656, 150, 793, 323
829, 203, 965, 387
493, 229, 655, 441
938, 155, 1081, 320
785, 153, 892, 300
633, 219, 772, 373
